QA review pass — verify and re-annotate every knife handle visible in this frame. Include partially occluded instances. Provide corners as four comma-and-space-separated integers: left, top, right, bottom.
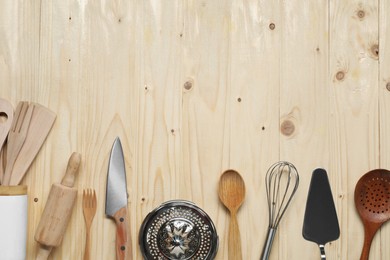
113, 206, 132, 260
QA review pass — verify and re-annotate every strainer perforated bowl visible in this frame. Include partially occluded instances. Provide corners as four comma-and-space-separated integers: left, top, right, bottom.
139, 200, 218, 260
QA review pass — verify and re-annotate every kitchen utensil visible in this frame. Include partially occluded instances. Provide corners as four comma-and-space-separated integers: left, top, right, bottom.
218, 169, 245, 260
105, 137, 132, 260
0, 98, 13, 184
139, 200, 219, 260
354, 169, 390, 260
34, 152, 81, 260
2, 101, 34, 185
302, 168, 340, 260
83, 188, 97, 260
8, 102, 56, 185
261, 161, 299, 260
0, 98, 13, 153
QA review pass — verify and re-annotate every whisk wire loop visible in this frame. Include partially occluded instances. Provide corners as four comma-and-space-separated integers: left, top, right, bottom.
265, 161, 299, 228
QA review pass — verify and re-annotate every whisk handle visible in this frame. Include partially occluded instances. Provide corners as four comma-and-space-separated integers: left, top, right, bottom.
260, 227, 276, 260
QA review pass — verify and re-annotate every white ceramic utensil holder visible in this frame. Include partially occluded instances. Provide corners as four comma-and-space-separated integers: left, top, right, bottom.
0, 186, 28, 260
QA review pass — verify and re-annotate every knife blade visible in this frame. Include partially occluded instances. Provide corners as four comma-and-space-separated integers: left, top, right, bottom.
105, 137, 132, 260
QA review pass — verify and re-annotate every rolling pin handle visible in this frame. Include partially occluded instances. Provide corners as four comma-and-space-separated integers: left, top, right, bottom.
61, 152, 81, 187
36, 245, 52, 260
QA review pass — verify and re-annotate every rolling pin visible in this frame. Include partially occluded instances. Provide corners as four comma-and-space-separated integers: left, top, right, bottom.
34, 152, 81, 260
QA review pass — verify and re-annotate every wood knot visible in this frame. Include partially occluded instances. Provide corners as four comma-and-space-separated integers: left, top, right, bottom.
370, 44, 379, 58
357, 10, 365, 19
386, 82, 390, 92
34, 198, 38, 202
183, 79, 194, 91
237, 97, 242, 102
280, 120, 295, 136
336, 71, 345, 81
269, 23, 275, 30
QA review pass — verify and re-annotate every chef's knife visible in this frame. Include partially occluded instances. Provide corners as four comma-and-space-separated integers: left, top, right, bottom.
106, 137, 132, 260
302, 168, 340, 260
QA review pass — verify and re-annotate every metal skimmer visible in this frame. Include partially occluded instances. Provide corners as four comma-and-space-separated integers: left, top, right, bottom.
139, 200, 218, 260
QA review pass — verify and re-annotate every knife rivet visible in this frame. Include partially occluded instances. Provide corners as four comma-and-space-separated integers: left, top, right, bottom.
120, 217, 124, 222
121, 246, 125, 251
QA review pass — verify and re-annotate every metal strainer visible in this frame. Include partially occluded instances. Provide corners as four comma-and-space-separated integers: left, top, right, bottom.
139, 200, 219, 260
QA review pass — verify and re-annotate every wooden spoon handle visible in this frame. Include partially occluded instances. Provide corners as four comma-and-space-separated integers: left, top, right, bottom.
228, 212, 242, 260
360, 224, 380, 260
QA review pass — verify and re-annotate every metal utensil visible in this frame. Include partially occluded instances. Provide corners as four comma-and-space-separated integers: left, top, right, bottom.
218, 169, 245, 260
302, 168, 340, 260
139, 200, 219, 260
354, 169, 390, 260
260, 161, 299, 260
105, 137, 132, 260
83, 189, 97, 260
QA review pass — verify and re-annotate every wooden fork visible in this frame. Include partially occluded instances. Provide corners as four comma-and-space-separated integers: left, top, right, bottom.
82, 189, 97, 260
2, 102, 34, 185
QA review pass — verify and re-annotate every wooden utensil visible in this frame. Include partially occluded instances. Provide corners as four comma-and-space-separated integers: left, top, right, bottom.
83, 188, 97, 260
34, 152, 81, 260
218, 169, 245, 260
0, 98, 13, 184
8, 102, 56, 185
2, 102, 34, 185
354, 169, 390, 260
0, 98, 13, 153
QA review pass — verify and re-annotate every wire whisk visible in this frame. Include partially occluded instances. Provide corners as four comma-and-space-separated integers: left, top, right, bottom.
260, 161, 299, 260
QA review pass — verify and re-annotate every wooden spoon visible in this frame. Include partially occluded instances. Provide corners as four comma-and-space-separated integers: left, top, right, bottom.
218, 169, 246, 260
354, 169, 390, 260
0, 98, 13, 184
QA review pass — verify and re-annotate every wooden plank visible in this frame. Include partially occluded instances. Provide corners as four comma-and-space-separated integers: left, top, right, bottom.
228, 0, 280, 258
329, 0, 379, 259
279, 0, 330, 259
379, 0, 390, 258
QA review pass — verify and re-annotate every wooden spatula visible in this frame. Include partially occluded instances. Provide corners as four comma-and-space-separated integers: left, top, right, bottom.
8, 103, 56, 185
0, 98, 13, 184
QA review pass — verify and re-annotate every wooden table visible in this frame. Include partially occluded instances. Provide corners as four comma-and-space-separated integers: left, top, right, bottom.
0, 0, 389, 259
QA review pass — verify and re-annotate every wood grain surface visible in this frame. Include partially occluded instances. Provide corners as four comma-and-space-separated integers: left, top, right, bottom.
0, 0, 388, 259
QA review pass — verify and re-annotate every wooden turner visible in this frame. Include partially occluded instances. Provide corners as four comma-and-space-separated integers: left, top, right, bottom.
8, 103, 56, 185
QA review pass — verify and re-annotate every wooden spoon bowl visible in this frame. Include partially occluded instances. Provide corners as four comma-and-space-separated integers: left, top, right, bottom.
354, 169, 390, 260
218, 169, 245, 260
